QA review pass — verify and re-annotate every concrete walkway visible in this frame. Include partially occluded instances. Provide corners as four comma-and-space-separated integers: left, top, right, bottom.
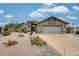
38, 34, 79, 56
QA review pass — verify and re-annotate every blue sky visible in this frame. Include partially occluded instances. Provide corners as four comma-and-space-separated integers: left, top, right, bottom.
0, 3, 79, 25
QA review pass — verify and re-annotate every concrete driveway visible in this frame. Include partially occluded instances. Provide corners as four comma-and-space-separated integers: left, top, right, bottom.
38, 34, 79, 56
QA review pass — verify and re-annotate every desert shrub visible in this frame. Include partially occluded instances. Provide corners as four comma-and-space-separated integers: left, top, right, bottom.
15, 29, 19, 32
30, 31, 33, 35
15, 29, 22, 33
23, 31, 27, 33
15, 29, 18, 32
9, 28, 12, 32
76, 31, 79, 34
30, 36, 46, 46
21, 29, 25, 32
2, 31, 11, 36
18, 34, 24, 37
3, 40, 18, 47
4, 27, 9, 31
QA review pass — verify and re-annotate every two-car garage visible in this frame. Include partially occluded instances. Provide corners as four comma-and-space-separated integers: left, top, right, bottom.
42, 25, 62, 34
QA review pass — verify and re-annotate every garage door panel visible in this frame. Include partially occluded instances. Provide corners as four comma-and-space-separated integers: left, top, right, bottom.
42, 26, 61, 34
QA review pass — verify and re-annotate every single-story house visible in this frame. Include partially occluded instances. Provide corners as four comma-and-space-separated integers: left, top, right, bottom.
36, 16, 69, 34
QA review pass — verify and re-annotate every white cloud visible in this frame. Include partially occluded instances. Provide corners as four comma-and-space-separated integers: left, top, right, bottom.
29, 4, 69, 18
43, 3, 54, 6
29, 11, 44, 18
0, 9, 4, 14
37, 8, 48, 13
4, 15, 13, 19
49, 5, 69, 13
73, 6, 79, 11
36, 5, 69, 13
67, 15, 77, 20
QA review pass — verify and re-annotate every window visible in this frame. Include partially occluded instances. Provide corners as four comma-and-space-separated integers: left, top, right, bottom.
48, 18, 56, 25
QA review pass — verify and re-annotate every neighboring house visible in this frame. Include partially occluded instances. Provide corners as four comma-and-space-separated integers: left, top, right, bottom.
36, 16, 69, 34
75, 26, 79, 33
26, 20, 37, 32
19, 24, 30, 31
67, 27, 74, 33
66, 24, 75, 34
76, 27, 79, 31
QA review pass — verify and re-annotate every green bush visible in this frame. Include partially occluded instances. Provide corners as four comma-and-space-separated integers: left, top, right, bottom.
30, 36, 46, 46
3, 40, 18, 47
76, 31, 79, 34
2, 31, 11, 36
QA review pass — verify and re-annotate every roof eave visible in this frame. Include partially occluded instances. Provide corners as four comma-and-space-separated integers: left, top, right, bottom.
36, 16, 69, 25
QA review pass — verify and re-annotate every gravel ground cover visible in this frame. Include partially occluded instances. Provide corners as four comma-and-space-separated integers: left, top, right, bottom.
0, 32, 60, 56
